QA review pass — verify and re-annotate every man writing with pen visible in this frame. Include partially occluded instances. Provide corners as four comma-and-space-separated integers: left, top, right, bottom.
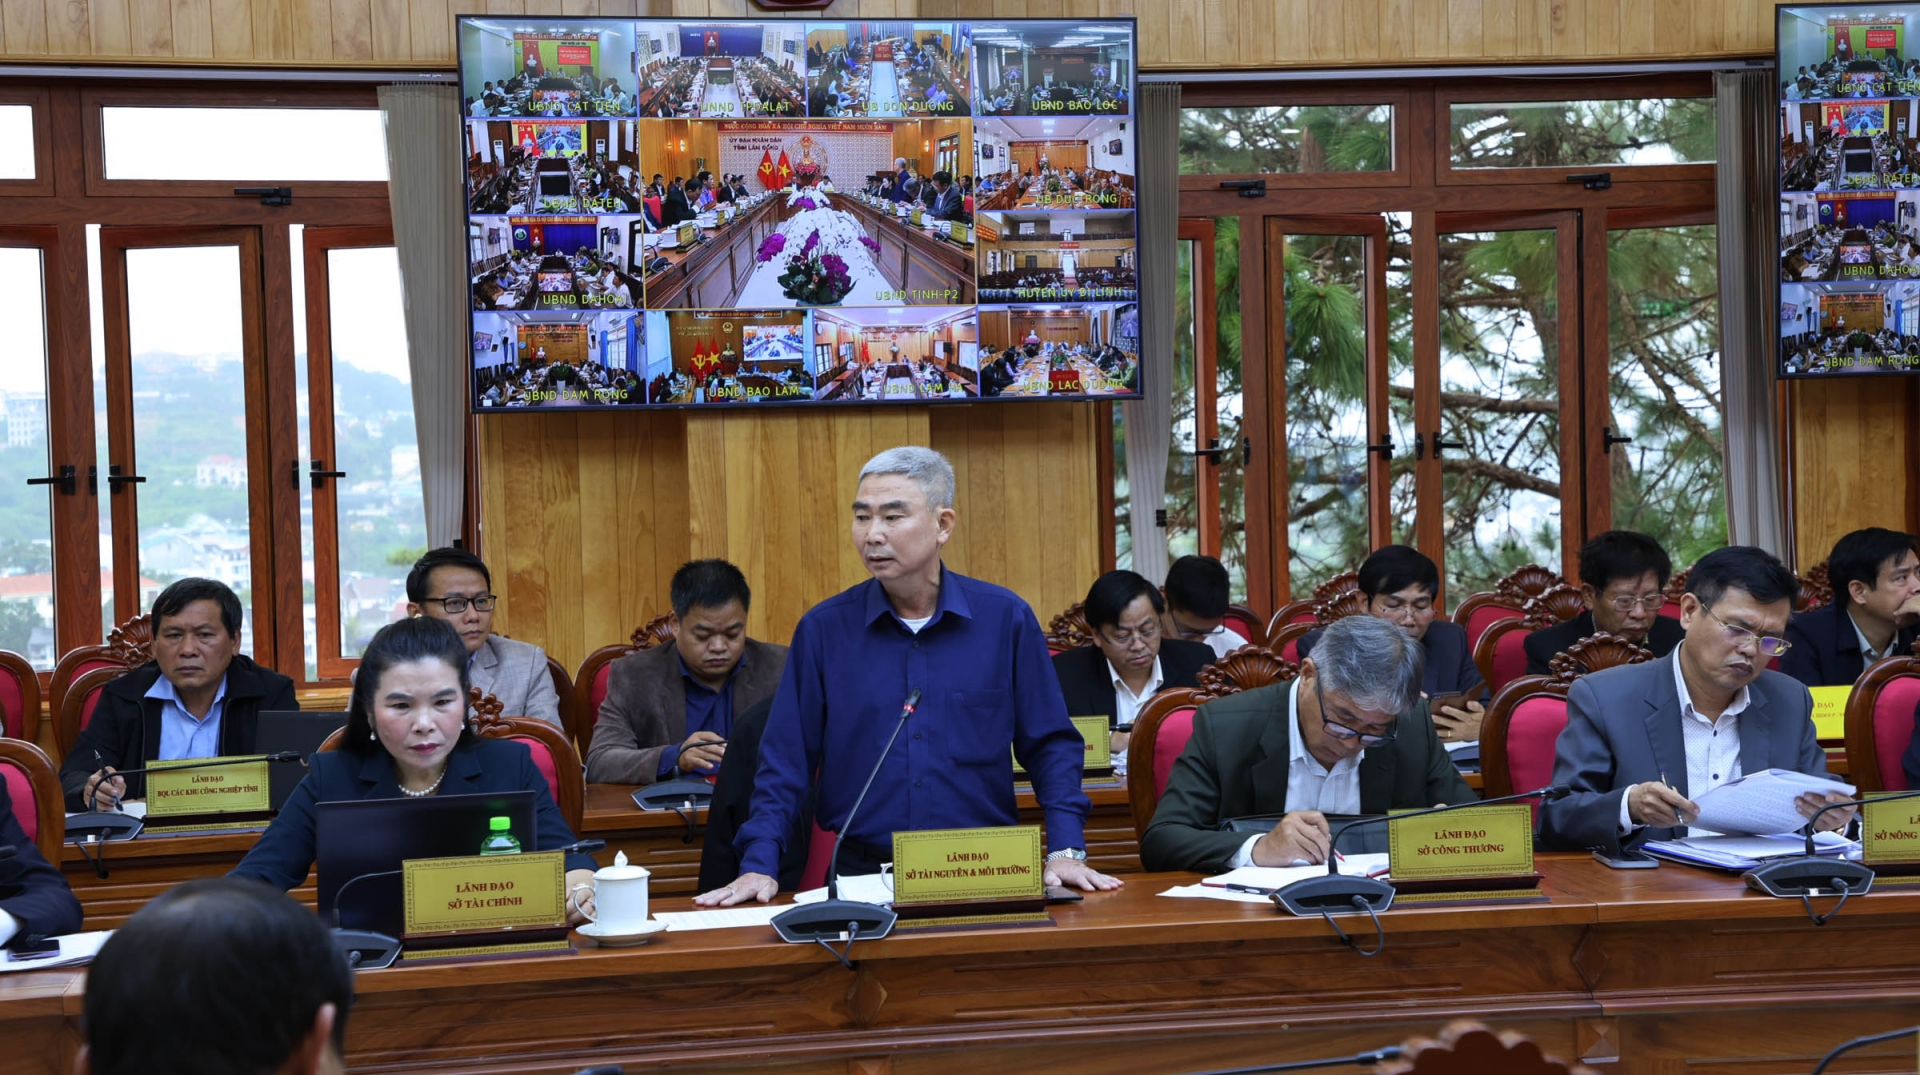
61, 579, 298, 812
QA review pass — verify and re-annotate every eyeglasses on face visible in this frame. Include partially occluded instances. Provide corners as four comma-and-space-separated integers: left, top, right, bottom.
1605, 593, 1667, 613
1101, 619, 1159, 647
424, 594, 497, 614
1314, 678, 1397, 747
1705, 606, 1792, 658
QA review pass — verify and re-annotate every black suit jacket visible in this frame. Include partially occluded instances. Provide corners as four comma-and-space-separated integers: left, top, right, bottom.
1524, 611, 1684, 676
1052, 639, 1215, 730
59, 655, 299, 811
1299, 619, 1483, 697
663, 187, 692, 224
1139, 682, 1476, 874
698, 696, 815, 892
1781, 601, 1919, 688
0, 779, 81, 943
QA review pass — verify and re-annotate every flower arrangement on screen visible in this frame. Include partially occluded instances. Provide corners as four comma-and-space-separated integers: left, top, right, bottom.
791, 159, 824, 188
763, 229, 853, 305
748, 186, 884, 305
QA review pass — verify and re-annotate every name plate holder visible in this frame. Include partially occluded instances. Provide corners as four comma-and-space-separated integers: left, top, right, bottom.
143, 755, 274, 829
890, 826, 1047, 924
1385, 804, 1542, 899
1860, 797, 1920, 877
399, 850, 574, 961
1014, 716, 1113, 783
1807, 685, 1850, 742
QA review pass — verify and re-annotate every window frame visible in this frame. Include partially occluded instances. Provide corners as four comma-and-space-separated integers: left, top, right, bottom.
1176, 85, 1413, 192
1435, 74, 1717, 188
0, 88, 55, 196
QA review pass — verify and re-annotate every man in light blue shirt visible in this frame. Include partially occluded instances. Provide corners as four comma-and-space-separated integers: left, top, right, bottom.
151, 673, 228, 761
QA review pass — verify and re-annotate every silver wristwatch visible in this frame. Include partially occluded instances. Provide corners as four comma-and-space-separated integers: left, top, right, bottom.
1047, 848, 1088, 862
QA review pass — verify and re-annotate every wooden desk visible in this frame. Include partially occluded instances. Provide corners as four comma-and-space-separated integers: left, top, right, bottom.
642, 197, 785, 309
13, 856, 1920, 1074
836, 195, 976, 304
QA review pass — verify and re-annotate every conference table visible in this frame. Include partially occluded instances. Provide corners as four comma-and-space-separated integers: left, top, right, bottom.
10, 856, 1920, 1074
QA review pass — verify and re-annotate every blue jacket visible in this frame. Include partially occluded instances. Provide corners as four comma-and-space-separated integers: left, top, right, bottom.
1781, 601, 1919, 689
0, 779, 81, 942
231, 737, 595, 891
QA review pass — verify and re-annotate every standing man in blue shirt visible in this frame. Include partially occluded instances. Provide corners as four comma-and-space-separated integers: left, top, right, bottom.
697, 446, 1119, 905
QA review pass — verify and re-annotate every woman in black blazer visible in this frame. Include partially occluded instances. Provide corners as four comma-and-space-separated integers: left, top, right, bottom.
232, 617, 598, 923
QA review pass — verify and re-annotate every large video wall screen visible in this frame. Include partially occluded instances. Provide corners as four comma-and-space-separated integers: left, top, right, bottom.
459, 16, 1142, 410
1779, 3, 1920, 376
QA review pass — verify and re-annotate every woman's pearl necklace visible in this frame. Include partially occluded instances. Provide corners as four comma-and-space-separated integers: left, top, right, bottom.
399, 770, 446, 798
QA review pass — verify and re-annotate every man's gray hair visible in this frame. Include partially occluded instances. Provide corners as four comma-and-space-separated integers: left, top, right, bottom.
859, 446, 955, 510
1311, 615, 1424, 716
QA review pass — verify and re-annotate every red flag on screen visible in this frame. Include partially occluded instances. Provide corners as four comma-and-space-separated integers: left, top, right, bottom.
756, 149, 777, 189
775, 150, 794, 186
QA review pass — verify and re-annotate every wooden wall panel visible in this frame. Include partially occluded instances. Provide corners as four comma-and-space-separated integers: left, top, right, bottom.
0, 0, 1800, 67
1790, 379, 1920, 572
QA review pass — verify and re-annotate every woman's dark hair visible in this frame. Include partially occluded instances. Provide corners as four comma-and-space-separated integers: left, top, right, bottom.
1356, 545, 1440, 600
343, 616, 476, 757
85, 877, 352, 1075
1083, 570, 1164, 631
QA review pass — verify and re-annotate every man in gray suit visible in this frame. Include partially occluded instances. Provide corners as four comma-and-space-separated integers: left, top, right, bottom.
1141, 615, 1475, 875
1539, 546, 1856, 853
406, 547, 562, 727
586, 560, 788, 786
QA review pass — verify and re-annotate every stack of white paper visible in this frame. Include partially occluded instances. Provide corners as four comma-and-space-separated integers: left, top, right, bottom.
1690, 769, 1856, 836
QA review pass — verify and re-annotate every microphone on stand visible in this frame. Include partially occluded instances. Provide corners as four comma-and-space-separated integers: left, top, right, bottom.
1272, 784, 1574, 918
771, 689, 922, 961
329, 868, 404, 970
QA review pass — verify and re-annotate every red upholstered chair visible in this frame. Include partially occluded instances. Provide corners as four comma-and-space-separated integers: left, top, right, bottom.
798, 821, 838, 891
471, 692, 585, 833
1480, 634, 1654, 804
1659, 568, 1690, 621
1473, 584, 1585, 696
49, 615, 153, 733
1844, 652, 1920, 793
1261, 571, 1359, 641
1126, 687, 1207, 841
570, 614, 676, 756
56, 665, 127, 760
1223, 604, 1267, 648
545, 655, 575, 746
1450, 592, 1525, 656
1193, 645, 1299, 699
1263, 599, 1318, 641
1268, 621, 1315, 664
0, 738, 63, 862
1043, 603, 1094, 656
0, 651, 40, 743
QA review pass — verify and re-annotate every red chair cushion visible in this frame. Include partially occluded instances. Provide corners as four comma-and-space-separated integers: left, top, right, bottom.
590, 664, 614, 728
1507, 696, 1569, 797
0, 762, 36, 844
1872, 675, 1920, 791
1463, 604, 1522, 653
1224, 613, 1260, 645
514, 736, 562, 806
1660, 600, 1684, 620
0, 670, 23, 740
1489, 628, 1533, 695
1151, 707, 1198, 801
1280, 637, 1301, 663
80, 684, 106, 732
799, 821, 837, 891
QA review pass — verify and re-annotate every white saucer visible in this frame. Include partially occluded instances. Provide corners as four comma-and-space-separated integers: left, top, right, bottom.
576, 919, 667, 946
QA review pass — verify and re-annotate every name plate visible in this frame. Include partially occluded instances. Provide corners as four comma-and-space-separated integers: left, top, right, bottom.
146, 756, 270, 817
1861, 797, 1920, 865
1808, 685, 1851, 740
1012, 715, 1111, 774
1387, 804, 1535, 882
891, 825, 1044, 905
402, 851, 566, 936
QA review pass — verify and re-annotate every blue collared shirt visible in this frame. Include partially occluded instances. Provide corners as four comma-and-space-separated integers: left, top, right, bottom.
658, 651, 741, 779
149, 674, 229, 761
736, 567, 1090, 878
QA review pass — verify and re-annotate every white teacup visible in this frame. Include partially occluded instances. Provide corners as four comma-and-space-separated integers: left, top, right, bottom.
586, 851, 650, 933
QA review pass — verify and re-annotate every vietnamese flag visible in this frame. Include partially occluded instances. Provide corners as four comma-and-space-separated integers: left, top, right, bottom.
775, 150, 794, 186
756, 148, 778, 189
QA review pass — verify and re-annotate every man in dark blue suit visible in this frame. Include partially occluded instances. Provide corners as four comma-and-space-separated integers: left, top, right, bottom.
1783, 527, 1920, 688
1299, 545, 1484, 745
0, 777, 83, 946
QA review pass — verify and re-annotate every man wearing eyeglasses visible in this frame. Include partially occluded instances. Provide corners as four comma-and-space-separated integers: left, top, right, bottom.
1139, 615, 1475, 875
1525, 530, 1684, 676
1539, 546, 1853, 853
404, 547, 562, 727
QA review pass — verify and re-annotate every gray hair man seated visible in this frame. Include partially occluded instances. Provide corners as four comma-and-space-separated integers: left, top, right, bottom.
1140, 615, 1477, 875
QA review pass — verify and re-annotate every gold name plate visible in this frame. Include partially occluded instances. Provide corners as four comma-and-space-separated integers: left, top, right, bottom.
146, 756, 271, 817
1807, 685, 1850, 741
1387, 804, 1536, 882
402, 851, 566, 936
1013, 716, 1112, 774
891, 825, 1044, 905
1861, 797, 1920, 865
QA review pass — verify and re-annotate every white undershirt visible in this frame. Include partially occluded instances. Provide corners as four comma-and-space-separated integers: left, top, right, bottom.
899, 614, 932, 633
1618, 645, 1750, 836
1230, 679, 1364, 866
0, 909, 18, 946
1109, 655, 1164, 730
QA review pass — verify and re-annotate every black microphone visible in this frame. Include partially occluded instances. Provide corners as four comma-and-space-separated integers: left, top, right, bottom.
1273, 784, 1573, 917
1742, 787, 1920, 902
329, 868, 404, 970
1811, 1025, 1920, 1075
770, 688, 921, 953
107, 751, 305, 780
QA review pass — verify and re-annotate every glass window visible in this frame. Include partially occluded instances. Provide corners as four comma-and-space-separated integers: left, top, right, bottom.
1607, 224, 1727, 560
0, 247, 55, 668
1284, 232, 1372, 594
0, 106, 34, 180
101, 108, 389, 181
1180, 105, 1394, 174
1449, 98, 1715, 170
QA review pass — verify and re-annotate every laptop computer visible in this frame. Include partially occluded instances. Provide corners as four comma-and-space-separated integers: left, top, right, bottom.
256, 710, 349, 811
315, 791, 536, 938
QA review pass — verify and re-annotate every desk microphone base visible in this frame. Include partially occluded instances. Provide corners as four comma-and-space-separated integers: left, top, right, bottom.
333, 929, 401, 970
771, 900, 897, 944
1272, 874, 1396, 916
1743, 857, 1875, 898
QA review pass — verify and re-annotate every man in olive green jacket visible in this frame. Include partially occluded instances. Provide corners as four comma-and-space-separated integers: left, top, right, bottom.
1141, 615, 1476, 875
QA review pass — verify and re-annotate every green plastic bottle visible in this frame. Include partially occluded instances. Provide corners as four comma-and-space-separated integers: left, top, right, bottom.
479, 816, 521, 856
